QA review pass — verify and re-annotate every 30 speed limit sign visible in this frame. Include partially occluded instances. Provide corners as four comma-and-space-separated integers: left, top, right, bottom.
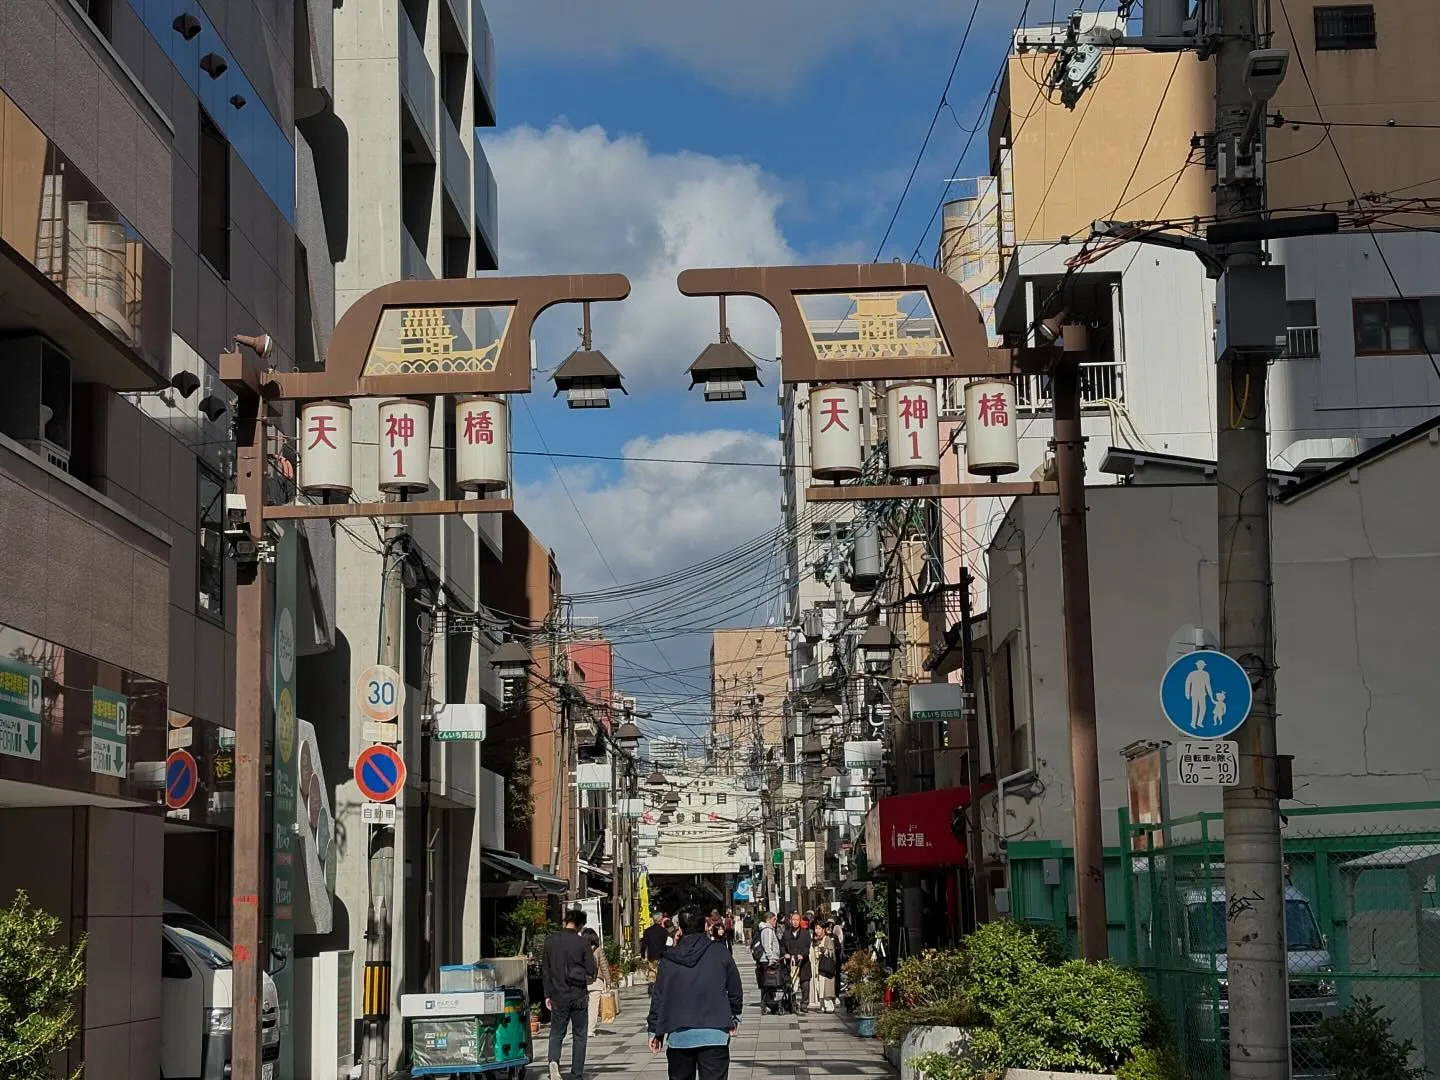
356, 664, 404, 723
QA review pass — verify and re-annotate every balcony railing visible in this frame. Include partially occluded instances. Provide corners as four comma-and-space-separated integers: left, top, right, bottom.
441, 115, 472, 222
400, 16, 437, 155
942, 360, 1124, 418
1285, 325, 1321, 359
474, 136, 498, 268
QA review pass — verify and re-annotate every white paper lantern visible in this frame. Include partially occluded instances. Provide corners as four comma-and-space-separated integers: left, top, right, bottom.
808, 384, 862, 480
964, 379, 1020, 476
455, 395, 509, 492
885, 381, 940, 476
377, 398, 432, 493
299, 400, 353, 495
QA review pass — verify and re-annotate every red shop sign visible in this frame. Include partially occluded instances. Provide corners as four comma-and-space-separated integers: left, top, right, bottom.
867, 786, 970, 871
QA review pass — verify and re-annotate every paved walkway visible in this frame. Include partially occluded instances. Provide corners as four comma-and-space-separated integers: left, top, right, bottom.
565, 981, 895, 1080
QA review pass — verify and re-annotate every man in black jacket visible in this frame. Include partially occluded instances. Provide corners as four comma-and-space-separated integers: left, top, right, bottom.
646, 906, 744, 1080
541, 909, 597, 1080
640, 912, 669, 961
778, 911, 812, 1014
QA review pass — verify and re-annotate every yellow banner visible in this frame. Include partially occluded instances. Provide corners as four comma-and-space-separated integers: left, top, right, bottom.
638, 871, 651, 927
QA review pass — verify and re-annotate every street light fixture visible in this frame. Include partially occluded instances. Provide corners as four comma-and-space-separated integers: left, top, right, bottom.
552, 301, 626, 409
687, 297, 761, 402
858, 624, 897, 675
614, 721, 642, 755
820, 764, 841, 780
646, 770, 668, 787
490, 640, 533, 681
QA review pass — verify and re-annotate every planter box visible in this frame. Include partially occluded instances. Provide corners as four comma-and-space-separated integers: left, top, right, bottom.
897, 1026, 974, 1080
1003, 1071, 1116, 1079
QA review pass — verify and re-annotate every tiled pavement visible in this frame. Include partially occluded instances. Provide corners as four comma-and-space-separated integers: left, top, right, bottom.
553, 980, 895, 1080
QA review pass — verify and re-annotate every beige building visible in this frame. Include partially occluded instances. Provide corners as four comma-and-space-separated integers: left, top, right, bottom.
709, 628, 789, 767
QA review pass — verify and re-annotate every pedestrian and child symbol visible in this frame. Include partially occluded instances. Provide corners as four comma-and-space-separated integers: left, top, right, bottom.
1160, 649, 1252, 739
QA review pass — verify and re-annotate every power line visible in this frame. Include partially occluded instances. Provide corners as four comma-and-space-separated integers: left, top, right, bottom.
512, 449, 782, 470
871, 0, 988, 262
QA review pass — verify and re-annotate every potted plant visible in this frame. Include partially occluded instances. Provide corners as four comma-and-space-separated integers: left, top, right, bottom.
843, 951, 885, 1038
528, 1002, 542, 1036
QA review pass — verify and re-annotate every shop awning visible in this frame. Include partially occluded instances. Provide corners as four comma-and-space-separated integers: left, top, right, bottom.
481, 850, 568, 895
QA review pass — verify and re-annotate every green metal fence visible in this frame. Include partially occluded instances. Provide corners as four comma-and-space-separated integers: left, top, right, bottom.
1121, 801, 1440, 1080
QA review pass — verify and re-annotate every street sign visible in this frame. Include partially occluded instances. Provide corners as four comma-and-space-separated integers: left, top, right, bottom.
771, 849, 784, 865
356, 664, 404, 723
433, 702, 486, 741
1160, 648, 1252, 739
90, 688, 129, 778
354, 744, 406, 803
909, 683, 964, 723
166, 750, 199, 810
1176, 739, 1240, 787
0, 658, 42, 761
363, 721, 400, 744
361, 803, 397, 826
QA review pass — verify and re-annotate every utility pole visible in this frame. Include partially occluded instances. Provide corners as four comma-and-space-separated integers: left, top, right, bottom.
956, 566, 985, 930
1051, 340, 1107, 962
1214, 2, 1288, 1075
361, 516, 405, 1080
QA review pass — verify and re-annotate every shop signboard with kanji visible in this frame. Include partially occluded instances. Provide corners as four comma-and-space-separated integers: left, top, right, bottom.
866, 787, 971, 871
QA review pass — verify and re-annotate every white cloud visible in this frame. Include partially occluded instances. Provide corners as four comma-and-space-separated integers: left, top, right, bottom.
486, 1, 1003, 99
514, 428, 780, 592
487, 123, 794, 391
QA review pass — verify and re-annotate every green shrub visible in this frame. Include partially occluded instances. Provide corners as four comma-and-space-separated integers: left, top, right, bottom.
1116, 1045, 1189, 1080
877, 1000, 983, 1047
959, 920, 1058, 1016
0, 891, 87, 1080
1317, 996, 1424, 1080
909, 1049, 983, 1080
887, 947, 970, 1009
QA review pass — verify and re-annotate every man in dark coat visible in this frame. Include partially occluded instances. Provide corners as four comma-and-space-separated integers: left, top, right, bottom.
647, 906, 744, 1080
779, 911, 812, 1014
641, 912, 670, 961
541, 909, 597, 1080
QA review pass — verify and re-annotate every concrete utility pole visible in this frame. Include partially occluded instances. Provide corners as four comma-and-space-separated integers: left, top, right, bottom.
1051, 344, 1107, 961
956, 566, 985, 930
361, 516, 406, 1080
1213, 1, 1289, 1074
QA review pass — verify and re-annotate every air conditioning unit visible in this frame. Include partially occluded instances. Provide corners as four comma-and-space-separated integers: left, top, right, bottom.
0, 336, 73, 472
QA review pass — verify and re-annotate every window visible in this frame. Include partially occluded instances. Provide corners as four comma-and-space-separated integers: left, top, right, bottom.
1285, 299, 1320, 359
1353, 297, 1440, 356
198, 110, 231, 277
198, 465, 226, 621
1314, 5, 1376, 50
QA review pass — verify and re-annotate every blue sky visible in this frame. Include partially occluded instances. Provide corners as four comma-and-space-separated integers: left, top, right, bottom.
483, 0, 1038, 720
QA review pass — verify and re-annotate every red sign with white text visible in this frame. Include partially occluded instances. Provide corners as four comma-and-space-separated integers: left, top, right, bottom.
865, 786, 970, 871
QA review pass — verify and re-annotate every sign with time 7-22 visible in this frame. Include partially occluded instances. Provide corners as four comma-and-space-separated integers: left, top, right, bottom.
0, 659, 43, 762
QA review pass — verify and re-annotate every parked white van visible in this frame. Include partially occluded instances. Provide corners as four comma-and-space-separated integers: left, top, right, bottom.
160, 902, 282, 1079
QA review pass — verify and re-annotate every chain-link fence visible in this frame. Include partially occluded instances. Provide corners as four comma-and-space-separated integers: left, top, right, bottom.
1121, 801, 1440, 1080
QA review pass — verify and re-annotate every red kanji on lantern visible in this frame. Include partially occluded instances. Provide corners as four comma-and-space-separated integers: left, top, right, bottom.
977, 392, 1010, 428
385, 413, 417, 447
899, 394, 929, 430
307, 413, 339, 450
819, 396, 851, 433
463, 409, 495, 446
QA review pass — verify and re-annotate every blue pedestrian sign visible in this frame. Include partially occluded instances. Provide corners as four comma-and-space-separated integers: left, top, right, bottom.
1160, 649, 1252, 739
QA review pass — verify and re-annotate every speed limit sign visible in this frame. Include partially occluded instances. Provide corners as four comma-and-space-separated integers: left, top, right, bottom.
356, 664, 404, 723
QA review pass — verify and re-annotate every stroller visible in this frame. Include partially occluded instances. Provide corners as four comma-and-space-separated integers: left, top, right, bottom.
758, 957, 793, 1015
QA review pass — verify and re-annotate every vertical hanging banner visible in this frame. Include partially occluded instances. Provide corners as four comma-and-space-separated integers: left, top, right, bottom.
885, 381, 940, 476
270, 523, 299, 1080
377, 398, 432, 492
809, 384, 863, 480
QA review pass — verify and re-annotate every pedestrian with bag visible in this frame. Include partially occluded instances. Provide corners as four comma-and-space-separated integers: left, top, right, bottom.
541, 909, 597, 1080
581, 925, 610, 1038
647, 906, 744, 1080
779, 912, 812, 1014
750, 911, 782, 992
810, 922, 838, 1013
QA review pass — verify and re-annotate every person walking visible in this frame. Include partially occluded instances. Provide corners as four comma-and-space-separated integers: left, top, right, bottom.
647, 906, 744, 1080
641, 912, 669, 962
752, 911, 782, 992
581, 926, 610, 1038
810, 922, 839, 1013
542, 909, 597, 1080
779, 912, 812, 1014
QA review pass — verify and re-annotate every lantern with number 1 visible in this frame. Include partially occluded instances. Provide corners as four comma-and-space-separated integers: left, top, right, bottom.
964, 379, 1019, 476
885, 381, 940, 477
377, 398, 432, 492
455, 395, 509, 492
299, 400, 353, 496
809, 384, 862, 480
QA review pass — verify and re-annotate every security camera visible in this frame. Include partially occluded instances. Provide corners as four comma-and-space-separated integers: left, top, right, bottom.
1244, 49, 1289, 102
223, 493, 250, 538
